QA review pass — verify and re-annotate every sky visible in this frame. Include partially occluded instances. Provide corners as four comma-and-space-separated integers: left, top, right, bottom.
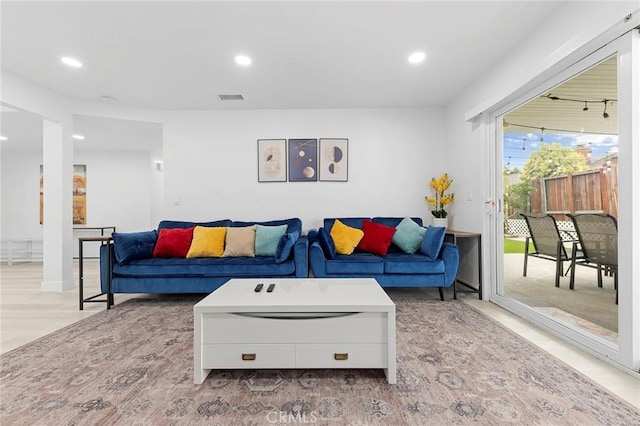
503, 132, 618, 171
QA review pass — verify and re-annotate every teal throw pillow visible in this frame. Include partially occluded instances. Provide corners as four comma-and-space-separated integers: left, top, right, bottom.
317, 228, 336, 259
420, 225, 446, 259
275, 230, 300, 263
255, 224, 288, 256
392, 217, 427, 254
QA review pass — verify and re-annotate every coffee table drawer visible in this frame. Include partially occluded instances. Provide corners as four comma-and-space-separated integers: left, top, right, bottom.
202, 344, 295, 369
295, 344, 387, 368
202, 312, 387, 344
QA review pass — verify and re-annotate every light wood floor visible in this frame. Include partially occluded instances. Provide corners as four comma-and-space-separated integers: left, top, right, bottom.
1, 261, 638, 409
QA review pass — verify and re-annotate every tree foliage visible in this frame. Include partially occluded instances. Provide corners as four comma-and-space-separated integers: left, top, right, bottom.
503, 167, 534, 218
520, 143, 589, 182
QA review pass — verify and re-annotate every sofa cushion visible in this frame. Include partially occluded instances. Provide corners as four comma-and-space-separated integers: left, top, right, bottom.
113, 256, 295, 277
383, 252, 445, 274
307, 229, 318, 244
275, 230, 300, 264
324, 217, 367, 232
372, 217, 422, 252
392, 217, 426, 254
357, 220, 396, 256
113, 230, 157, 264
158, 219, 231, 230
420, 225, 446, 259
330, 219, 364, 255
186, 226, 226, 258
223, 225, 256, 257
152, 227, 194, 258
232, 218, 302, 237
372, 217, 423, 228
255, 224, 288, 256
318, 228, 336, 259
325, 253, 384, 275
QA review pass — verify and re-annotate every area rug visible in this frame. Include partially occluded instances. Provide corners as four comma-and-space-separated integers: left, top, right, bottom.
1, 295, 639, 425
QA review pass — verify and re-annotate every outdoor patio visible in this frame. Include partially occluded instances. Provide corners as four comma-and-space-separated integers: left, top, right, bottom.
503, 250, 618, 341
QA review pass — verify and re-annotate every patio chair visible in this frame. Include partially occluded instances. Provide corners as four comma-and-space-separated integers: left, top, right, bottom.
567, 213, 618, 303
520, 213, 579, 288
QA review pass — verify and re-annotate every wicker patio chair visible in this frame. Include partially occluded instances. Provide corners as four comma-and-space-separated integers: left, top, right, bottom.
567, 213, 618, 304
520, 213, 579, 288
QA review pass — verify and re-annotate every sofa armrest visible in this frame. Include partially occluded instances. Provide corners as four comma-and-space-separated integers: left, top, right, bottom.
309, 240, 327, 278
441, 242, 460, 287
99, 244, 116, 293
293, 236, 309, 278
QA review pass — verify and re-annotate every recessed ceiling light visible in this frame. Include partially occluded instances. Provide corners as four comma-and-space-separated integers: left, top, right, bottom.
0, 136, 8, 141
60, 57, 83, 68
234, 55, 252, 66
72, 134, 85, 140
408, 52, 426, 64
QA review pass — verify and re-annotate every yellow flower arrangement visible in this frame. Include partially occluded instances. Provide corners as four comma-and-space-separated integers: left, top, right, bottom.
426, 173, 454, 218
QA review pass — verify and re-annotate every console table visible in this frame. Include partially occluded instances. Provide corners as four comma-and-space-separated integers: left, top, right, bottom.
445, 230, 482, 299
73, 226, 116, 236
78, 236, 113, 310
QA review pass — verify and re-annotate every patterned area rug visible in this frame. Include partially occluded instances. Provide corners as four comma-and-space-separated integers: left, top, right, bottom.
1, 294, 639, 425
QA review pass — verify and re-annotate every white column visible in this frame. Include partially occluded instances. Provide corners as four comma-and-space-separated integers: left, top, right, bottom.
41, 119, 73, 291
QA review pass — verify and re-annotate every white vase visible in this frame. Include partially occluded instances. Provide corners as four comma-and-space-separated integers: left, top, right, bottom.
432, 217, 448, 228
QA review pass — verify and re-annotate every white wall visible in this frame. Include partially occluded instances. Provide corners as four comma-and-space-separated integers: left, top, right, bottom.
1, 150, 153, 257
161, 107, 445, 231
1, 151, 43, 240
72, 151, 152, 232
2, 107, 444, 249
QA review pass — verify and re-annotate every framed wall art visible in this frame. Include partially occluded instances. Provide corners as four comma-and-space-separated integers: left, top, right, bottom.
40, 164, 87, 224
257, 139, 287, 182
288, 139, 318, 182
319, 138, 348, 182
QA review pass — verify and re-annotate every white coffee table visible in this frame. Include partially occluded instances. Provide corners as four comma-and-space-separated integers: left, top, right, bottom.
193, 278, 396, 384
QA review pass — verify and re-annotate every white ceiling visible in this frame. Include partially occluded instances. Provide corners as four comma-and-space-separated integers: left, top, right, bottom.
1, 1, 566, 111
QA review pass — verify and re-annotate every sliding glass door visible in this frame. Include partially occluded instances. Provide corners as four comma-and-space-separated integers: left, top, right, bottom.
489, 30, 639, 372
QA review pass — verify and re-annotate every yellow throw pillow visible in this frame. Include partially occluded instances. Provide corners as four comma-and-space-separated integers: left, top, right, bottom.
330, 219, 364, 255
186, 226, 227, 258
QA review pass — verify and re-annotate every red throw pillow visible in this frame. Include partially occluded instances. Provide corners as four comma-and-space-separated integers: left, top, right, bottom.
357, 220, 396, 256
152, 227, 194, 258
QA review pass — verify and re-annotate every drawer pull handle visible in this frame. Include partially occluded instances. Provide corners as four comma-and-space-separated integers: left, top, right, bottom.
242, 353, 256, 361
334, 353, 349, 361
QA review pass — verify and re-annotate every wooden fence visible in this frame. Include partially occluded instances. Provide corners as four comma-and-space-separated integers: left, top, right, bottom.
530, 167, 618, 219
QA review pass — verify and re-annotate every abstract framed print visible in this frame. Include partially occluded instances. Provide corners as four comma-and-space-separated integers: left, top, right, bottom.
257, 139, 287, 182
319, 138, 348, 182
288, 139, 318, 182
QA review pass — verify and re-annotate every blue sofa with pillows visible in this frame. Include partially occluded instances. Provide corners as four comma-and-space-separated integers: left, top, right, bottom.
308, 217, 459, 299
100, 218, 307, 298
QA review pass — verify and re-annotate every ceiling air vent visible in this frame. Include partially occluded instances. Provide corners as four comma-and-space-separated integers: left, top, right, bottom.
218, 94, 244, 101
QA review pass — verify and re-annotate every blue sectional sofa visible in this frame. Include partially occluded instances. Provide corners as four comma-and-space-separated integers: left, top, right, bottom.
100, 218, 308, 298
309, 217, 459, 299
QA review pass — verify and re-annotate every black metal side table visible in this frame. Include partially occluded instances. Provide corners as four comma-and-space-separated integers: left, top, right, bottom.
445, 230, 482, 300
79, 236, 113, 310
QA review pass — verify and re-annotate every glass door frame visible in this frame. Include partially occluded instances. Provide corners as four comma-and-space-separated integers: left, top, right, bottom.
484, 30, 639, 374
